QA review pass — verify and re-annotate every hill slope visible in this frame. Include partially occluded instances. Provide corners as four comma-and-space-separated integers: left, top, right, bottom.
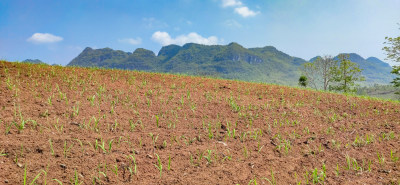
0, 60, 399, 184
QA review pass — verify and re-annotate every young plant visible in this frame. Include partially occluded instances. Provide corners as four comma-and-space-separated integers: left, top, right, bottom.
189, 153, 195, 166
110, 105, 114, 115
72, 104, 79, 117
335, 163, 340, 176
154, 153, 163, 178
112, 164, 119, 177
97, 139, 106, 153
377, 152, 385, 165
13, 112, 33, 133
71, 169, 82, 185
283, 140, 291, 155
149, 133, 158, 149
14, 144, 24, 164
345, 154, 351, 170
208, 122, 213, 139
312, 168, 319, 184
108, 139, 114, 153
167, 155, 171, 170
248, 177, 258, 185
243, 146, 249, 159
23, 165, 42, 185
0, 149, 6, 156
390, 150, 399, 162
47, 95, 52, 106
91, 116, 100, 132
41, 166, 49, 185
310, 164, 327, 184
129, 119, 136, 132
127, 154, 137, 174
63, 140, 74, 158
367, 160, 372, 172
74, 139, 84, 153
155, 115, 160, 128
54, 118, 64, 133
4, 122, 12, 135
262, 170, 276, 185
204, 150, 213, 164
49, 139, 55, 155
88, 95, 95, 106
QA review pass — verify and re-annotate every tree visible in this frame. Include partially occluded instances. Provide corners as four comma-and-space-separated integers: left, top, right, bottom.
298, 75, 308, 87
300, 55, 337, 90
392, 66, 400, 95
383, 25, 400, 95
301, 62, 318, 89
329, 54, 365, 93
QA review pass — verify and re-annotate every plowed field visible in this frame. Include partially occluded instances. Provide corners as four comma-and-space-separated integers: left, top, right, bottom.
0, 61, 399, 184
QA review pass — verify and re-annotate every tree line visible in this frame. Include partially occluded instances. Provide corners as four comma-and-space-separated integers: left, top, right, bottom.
299, 25, 399, 97
298, 54, 364, 93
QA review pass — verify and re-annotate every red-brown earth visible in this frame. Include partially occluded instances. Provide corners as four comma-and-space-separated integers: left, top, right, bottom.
0, 61, 399, 184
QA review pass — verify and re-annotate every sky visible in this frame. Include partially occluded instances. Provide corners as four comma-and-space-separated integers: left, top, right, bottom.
0, 0, 399, 66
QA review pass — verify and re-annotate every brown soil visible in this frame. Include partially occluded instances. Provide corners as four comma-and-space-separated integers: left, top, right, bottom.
0, 61, 399, 184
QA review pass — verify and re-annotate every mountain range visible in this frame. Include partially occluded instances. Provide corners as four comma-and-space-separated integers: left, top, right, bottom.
22, 59, 46, 64
66, 42, 395, 86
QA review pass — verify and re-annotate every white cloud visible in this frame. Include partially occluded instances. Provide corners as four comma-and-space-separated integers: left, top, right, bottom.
118, 37, 142, 45
221, 0, 242, 7
219, 0, 259, 18
234, 6, 259, 17
151, 31, 220, 46
27, 33, 63, 43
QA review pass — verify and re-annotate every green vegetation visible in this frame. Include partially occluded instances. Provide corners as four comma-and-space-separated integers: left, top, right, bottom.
357, 84, 399, 100
383, 25, 400, 96
23, 165, 42, 185
22, 59, 46, 65
67, 43, 394, 86
298, 75, 308, 87
329, 54, 365, 93
302, 54, 366, 93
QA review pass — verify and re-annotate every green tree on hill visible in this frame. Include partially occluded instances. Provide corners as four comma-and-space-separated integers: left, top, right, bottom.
383, 25, 400, 96
329, 54, 364, 93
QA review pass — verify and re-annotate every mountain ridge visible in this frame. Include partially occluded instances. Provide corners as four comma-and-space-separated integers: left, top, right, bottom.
67, 43, 394, 86
22, 59, 46, 64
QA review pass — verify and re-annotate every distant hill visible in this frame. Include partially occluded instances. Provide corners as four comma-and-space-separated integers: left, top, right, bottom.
22, 59, 46, 64
67, 43, 307, 85
67, 43, 394, 86
354, 54, 394, 85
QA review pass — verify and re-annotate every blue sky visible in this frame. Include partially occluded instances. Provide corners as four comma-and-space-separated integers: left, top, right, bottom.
0, 0, 399, 66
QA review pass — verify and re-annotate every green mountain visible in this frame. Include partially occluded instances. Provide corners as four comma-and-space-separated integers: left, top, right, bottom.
111, 48, 159, 71
67, 47, 130, 67
22, 59, 46, 64
350, 54, 394, 85
67, 43, 394, 86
